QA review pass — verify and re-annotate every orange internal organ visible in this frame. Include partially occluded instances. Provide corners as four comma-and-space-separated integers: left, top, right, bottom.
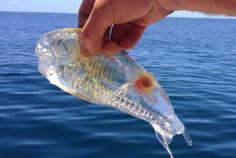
134, 72, 158, 93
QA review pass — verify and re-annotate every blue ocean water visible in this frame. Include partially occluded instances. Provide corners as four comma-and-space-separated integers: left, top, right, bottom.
0, 12, 236, 158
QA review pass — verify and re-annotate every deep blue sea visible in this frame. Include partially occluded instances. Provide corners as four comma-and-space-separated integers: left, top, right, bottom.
0, 12, 236, 158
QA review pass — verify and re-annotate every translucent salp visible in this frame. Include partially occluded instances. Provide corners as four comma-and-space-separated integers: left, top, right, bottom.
35, 28, 192, 158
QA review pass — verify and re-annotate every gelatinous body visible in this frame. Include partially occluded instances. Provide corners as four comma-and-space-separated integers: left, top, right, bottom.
35, 28, 192, 158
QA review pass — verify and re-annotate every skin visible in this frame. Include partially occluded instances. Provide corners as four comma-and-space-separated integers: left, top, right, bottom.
78, 0, 236, 57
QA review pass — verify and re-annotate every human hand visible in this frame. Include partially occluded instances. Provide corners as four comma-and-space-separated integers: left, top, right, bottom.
78, 0, 174, 57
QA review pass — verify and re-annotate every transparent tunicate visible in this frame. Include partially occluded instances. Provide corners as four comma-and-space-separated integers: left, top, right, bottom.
35, 28, 192, 158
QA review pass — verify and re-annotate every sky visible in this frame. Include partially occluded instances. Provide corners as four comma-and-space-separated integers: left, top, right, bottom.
0, 0, 233, 18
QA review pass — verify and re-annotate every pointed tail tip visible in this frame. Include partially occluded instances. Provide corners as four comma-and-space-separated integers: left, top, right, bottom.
182, 130, 192, 146
164, 144, 174, 158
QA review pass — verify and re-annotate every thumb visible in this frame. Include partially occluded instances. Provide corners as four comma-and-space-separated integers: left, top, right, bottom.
80, 3, 111, 57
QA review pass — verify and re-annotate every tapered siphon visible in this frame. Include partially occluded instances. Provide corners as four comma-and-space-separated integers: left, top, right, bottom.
35, 28, 192, 158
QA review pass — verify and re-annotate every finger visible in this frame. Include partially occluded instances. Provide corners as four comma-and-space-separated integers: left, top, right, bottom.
110, 23, 131, 43
80, 2, 112, 57
78, 0, 95, 28
100, 23, 131, 56
119, 23, 147, 49
101, 40, 122, 56
78, 12, 90, 28
134, 2, 173, 26
100, 25, 123, 56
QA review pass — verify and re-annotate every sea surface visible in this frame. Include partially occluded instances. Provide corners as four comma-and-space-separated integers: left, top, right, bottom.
0, 12, 236, 158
